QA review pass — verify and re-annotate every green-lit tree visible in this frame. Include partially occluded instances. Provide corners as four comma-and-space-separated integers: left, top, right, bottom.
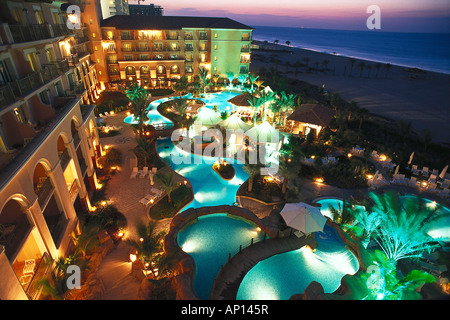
126, 220, 165, 266
198, 66, 209, 97
156, 172, 181, 204
172, 75, 188, 98
125, 83, 150, 138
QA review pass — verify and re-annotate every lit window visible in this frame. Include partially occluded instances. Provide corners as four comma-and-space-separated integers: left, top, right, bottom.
214, 33, 218, 38
92, 33, 96, 38
95, 46, 98, 51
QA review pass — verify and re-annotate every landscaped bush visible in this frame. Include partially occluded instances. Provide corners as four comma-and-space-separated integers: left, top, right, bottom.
321, 156, 374, 189
148, 88, 174, 96
95, 90, 130, 115
148, 184, 193, 219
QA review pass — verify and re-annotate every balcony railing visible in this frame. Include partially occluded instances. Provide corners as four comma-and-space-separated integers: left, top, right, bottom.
59, 148, 71, 170
8, 24, 51, 43
36, 177, 54, 209
8, 72, 43, 101
41, 64, 60, 83
136, 47, 149, 52
121, 47, 134, 52
121, 34, 134, 40
0, 214, 33, 261
26, 252, 52, 300
52, 24, 72, 37
0, 96, 80, 191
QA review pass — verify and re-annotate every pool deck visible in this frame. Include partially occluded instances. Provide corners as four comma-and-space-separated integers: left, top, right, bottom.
93, 99, 449, 300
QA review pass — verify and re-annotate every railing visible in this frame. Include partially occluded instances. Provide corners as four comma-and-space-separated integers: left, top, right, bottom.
47, 212, 69, 246
26, 252, 52, 300
7, 72, 43, 101
41, 64, 60, 83
0, 85, 16, 108
0, 96, 79, 191
59, 148, 71, 170
68, 180, 79, 203
185, 46, 193, 52
36, 177, 54, 209
121, 47, 134, 52
8, 24, 51, 43
199, 35, 208, 40
121, 34, 134, 40
52, 24, 72, 37
136, 47, 149, 52
0, 214, 32, 261
73, 131, 81, 148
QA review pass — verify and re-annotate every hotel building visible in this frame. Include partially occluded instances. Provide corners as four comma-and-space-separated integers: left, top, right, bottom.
96, 15, 253, 89
0, 0, 101, 300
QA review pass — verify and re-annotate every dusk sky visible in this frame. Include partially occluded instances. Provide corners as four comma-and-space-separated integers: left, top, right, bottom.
129, 0, 450, 33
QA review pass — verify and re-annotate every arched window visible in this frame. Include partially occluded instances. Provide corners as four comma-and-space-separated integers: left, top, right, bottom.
125, 66, 136, 75
170, 64, 179, 74
140, 65, 150, 74
156, 65, 166, 75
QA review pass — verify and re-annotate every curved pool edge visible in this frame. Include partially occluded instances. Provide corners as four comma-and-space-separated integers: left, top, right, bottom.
163, 205, 281, 300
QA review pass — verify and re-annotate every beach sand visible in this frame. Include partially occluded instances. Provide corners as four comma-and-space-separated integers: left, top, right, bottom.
250, 40, 450, 145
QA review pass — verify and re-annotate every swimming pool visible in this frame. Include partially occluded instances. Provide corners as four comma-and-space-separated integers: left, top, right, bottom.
177, 213, 264, 299
236, 225, 359, 300
157, 137, 248, 211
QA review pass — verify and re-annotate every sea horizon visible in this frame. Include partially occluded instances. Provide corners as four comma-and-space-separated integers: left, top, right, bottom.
252, 25, 450, 74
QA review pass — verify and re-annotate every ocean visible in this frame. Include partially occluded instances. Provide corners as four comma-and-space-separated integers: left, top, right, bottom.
252, 26, 450, 74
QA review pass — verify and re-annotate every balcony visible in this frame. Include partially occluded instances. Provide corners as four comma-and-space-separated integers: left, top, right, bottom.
199, 35, 208, 40
136, 47, 149, 52
52, 24, 73, 37
121, 47, 134, 52
36, 177, 54, 209
7, 73, 43, 102
121, 34, 135, 40
8, 24, 51, 43
0, 96, 80, 191
0, 214, 33, 261
41, 64, 60, 83
59, 148, 71, 170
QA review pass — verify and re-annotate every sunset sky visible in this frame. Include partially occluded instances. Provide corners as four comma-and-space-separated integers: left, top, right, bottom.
128, 0, 450, 32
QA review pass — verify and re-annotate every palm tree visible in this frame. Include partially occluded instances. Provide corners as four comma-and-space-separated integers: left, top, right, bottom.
225, 72, 235, 88
253, 79, 265, 92
188, 80, 202, 102
349, 58, 356, 77
358, 61, 366, 77
125, 83, 150, 138
248, 73, 259, 93
156, 172, 181, 204
198, 66, 209, 97
278, 155, 301, 194
247, 95, 263, 126
71, 223, 100, 259
172, 75, 188, 98
375, 63, 382, 78
35, 257, 72, 300
294, 61, 302, 75
243, 161, 262, 192
126, 220, 165, 266
280, 91, 297, 125
302, 57, 310, 70
329, 200, 356, 229
285, 40, 291, 46
134, 137, 156, 167
322, 60, 329, 74
384, 63, 392, 78
362, 192, 441, 267
274, 39, 279, 45
154, 250, 179, 280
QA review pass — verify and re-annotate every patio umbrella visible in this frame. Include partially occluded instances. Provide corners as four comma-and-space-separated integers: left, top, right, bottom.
373, 170, 379, 182
408, 152, 415, 165
280, 203, 327, 235
245, 121, 283, 144
194, 107, 221, 126
218, 113, 252, 131
394, 165, 400, 176
439, 165, 448, 180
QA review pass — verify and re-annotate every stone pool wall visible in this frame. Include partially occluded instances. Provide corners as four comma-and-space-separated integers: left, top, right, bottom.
163, 204, 280, 300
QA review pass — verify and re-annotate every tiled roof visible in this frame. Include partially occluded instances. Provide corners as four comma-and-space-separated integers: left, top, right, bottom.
100, 15, 254, 30
287, 104, 336, 127
227, 92, 255, 106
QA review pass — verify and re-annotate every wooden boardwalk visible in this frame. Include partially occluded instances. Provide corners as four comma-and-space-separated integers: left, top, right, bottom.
210, 234, 313, 300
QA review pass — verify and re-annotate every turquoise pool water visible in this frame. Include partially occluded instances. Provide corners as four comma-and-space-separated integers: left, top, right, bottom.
157, 137, 248, 211
236, 225, 359, 300
177, 213, 264, 299
123, 91, 241, 127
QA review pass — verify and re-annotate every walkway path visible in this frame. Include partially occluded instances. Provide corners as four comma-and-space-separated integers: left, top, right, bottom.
210, 234, 311, 300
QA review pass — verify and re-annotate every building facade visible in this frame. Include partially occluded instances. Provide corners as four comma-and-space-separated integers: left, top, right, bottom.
100, 0, 130, 20
95, 15, 253, 89
0, 0, 102, 300
129, 3, 164, 16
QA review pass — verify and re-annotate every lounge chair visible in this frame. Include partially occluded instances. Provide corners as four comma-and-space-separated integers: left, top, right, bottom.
139, 194, 156, 206
130, 167, 138, 179
426, 183, 437, 193
432, 169, 439, 176
440, 179, 450, 189
140, 167, 148, 178
437, 188, 450, 199
409, 176, 418, 187
429, 174, 438, 184
150, 187, 163, 198
412, 165, 419, 175
422, 167, 429, 177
